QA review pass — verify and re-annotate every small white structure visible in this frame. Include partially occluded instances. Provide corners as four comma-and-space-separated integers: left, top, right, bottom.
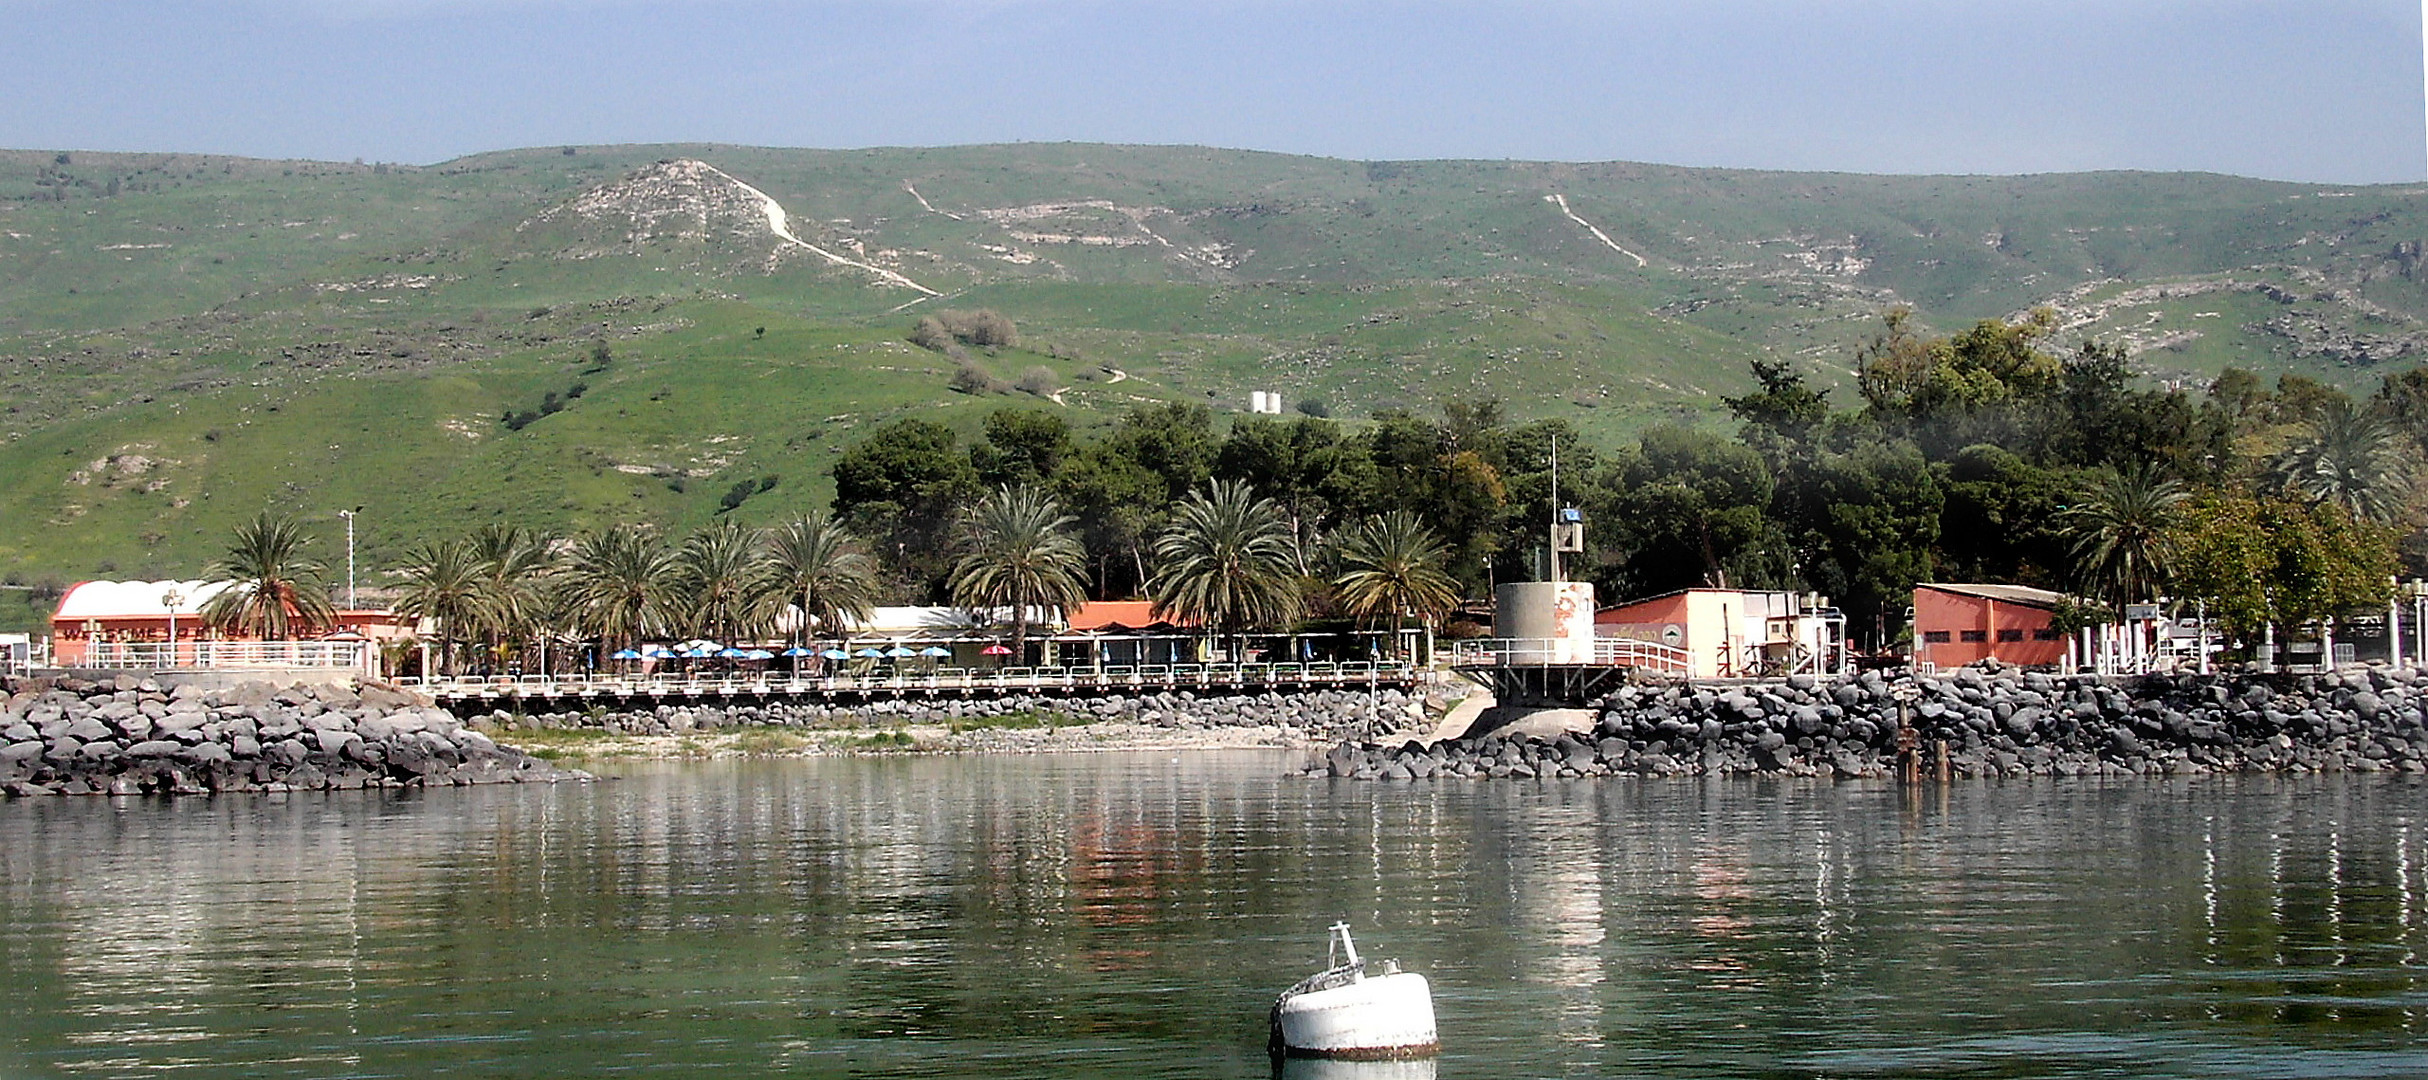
0, 632, 30, 674
1270, 924, 1438, 1060
1249, 390, 1285, 415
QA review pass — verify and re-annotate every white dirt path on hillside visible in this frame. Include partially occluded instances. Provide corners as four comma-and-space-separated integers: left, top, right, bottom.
1546, 193, 1647, 268
904, 181, 965, 221
692, 162, 941, 295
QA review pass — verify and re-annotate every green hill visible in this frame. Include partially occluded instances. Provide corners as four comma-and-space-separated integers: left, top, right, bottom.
3, 142, 2427, 627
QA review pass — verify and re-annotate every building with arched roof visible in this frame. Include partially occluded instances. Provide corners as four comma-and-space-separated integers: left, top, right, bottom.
48, 579, 410, 671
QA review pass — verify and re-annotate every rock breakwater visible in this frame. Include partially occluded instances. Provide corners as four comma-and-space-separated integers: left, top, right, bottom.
1315, 668, 2428, 780
479, 687, 1420, 745
1, 675, 584, 797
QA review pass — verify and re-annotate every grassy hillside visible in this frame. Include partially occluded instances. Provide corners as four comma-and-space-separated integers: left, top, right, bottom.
3, 142, 2427, 628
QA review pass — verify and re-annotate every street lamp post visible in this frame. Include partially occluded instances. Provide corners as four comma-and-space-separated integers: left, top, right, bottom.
336, 508, 361, 609
160, 586, 184, 668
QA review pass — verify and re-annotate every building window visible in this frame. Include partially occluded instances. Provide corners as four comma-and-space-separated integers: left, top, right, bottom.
2032, 628, 2063, 641
1997, 628, 2024, 642
1959, 630, 1988, 643
1922, 630, 1952, 644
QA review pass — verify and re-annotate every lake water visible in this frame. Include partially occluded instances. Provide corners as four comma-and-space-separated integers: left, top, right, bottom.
0, 753, 2421, 1079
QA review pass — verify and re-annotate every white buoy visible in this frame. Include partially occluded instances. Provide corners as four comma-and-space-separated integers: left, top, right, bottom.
1269, 923, 1438, 1060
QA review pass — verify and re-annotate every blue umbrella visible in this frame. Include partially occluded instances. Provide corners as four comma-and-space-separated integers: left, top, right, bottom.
821, 649, 850, 660
886, 646, 918, 658
610, 648, 643, 660
746, 650, 775, 660
854, 647, 886, 658
720, 647, 748, 658
781, 646, 814, 657
643, 646, 675, 658
919, 646, 952, 657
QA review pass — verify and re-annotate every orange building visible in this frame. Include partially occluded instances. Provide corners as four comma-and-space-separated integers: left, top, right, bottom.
1911, 583, 2070, 670
1595, 588, 1845, 679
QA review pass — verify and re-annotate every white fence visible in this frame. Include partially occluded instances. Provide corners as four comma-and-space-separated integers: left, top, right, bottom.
1447, 637, 1694, 677
77, 640, 373, 672
400, 660, 1416, 701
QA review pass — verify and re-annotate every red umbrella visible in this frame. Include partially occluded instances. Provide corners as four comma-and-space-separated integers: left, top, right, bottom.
980, 644, 1013, 656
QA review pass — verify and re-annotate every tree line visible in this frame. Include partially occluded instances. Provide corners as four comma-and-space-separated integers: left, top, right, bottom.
833, 306, 2422, 654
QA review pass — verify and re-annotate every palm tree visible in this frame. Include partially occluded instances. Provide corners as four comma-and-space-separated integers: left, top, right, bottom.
392, 537, 484, 675
768, 512, 883, 648
557, 524, 679, 655
200, 511, 337, 639
2273, 401, 2415, 524
677, 519, 775, 645
1150, 479, 1303, 656
2059, 464, 2187, 610
948, 485, 1088, 662
1332, 511, 1463, 661
466, 523, 558, 669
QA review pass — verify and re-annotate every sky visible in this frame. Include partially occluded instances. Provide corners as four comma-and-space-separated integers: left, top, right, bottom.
2, 0, 2423, 183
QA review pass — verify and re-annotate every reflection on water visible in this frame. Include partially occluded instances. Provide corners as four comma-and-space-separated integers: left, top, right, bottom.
0, 756, 2421, 1078
1277, 1057, 1436, 1080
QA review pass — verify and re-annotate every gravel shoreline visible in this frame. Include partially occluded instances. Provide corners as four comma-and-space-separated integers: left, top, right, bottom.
472, 688, 1428, 761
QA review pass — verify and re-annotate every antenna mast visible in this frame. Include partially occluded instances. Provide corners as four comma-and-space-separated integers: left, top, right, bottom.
1544, 431, 1563, 580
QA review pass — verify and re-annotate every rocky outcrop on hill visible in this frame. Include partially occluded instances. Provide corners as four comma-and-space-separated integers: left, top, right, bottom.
484, 687, 1421, 745
0, 675, 584, 797
1314, 667, 2428, 781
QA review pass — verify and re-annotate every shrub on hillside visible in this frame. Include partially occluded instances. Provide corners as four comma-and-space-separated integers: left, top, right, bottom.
1014, 367, 1058, 397
949, 362, 1010, 395
908, 309, 1019, 352
910, 317, 954, 352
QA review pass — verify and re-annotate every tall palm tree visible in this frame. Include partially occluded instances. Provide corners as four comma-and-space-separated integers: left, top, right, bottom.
2059, 465, 2187, 610
392, 537, 484, 675
677, 520, 775, 645
948, 485, 1088, 662
768, 512, 883, 647
1332, 510, 1462, 661
557, 524, 680, 655
2273, 401, 2415, 524
200, 511, 337, 639
1150, 479, 1303, 654
466, 523, 558, 668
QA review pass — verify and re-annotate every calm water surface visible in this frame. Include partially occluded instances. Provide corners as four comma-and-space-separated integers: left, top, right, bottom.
0, 752, 2421, 1078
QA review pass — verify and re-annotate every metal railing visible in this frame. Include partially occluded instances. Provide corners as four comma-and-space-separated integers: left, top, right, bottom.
396, 661, 1417, 700
75, 640, 373, 671
1447, 637, 1693, 676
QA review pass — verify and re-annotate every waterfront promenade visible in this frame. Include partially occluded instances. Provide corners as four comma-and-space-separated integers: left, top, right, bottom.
398, 660, 1418, 706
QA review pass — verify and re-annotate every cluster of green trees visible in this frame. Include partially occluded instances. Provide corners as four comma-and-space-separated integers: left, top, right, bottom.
348, 491, 1459, 673
833, 400, 1569, 605
384, 517, 886, 674
831, 308, 2423, 653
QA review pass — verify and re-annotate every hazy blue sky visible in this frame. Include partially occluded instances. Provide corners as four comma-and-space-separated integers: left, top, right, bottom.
3, 0, 2422, 182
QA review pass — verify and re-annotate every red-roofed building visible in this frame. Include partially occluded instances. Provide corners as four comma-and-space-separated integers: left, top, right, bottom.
49, 579, 411, 672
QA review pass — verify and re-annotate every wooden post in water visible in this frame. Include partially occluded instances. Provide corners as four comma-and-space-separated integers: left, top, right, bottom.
1933, 739, 1951, 783
1891, 683, 1922, 785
